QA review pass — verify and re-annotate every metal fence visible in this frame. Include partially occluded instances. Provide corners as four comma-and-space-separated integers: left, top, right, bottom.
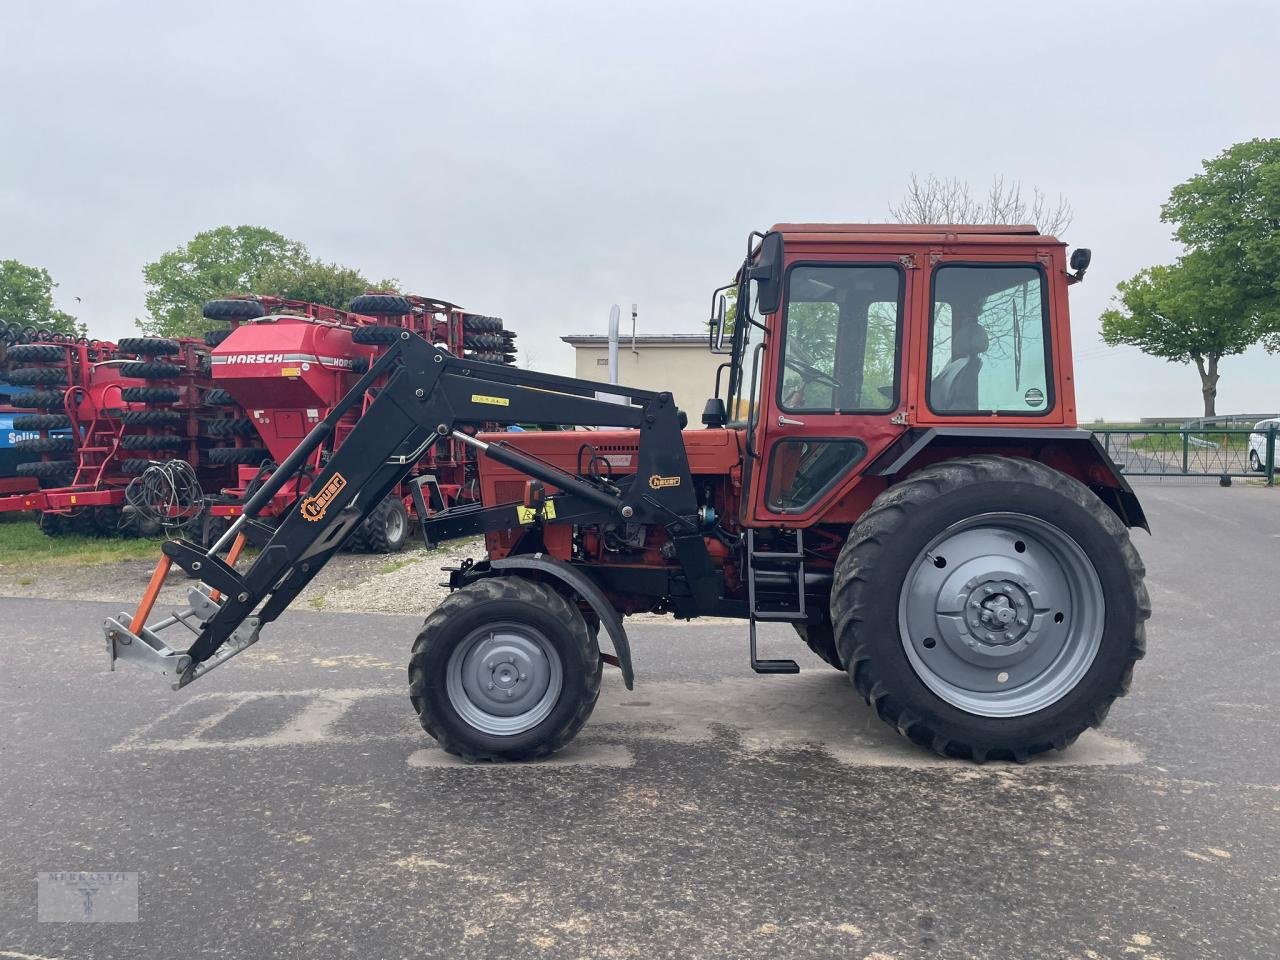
1092, 423, 1277, 484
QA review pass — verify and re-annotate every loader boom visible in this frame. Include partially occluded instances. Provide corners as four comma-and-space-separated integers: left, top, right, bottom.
104, 329, 716, 688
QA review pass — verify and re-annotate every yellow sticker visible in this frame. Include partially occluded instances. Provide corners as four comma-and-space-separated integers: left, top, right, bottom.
471, 394, 510, 407
299, 472, 347, 522
648, 474, 682, 490
514, 500, 556, 525
281, 367, 301, 377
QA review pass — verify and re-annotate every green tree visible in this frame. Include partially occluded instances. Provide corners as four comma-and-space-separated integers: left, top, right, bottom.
140, 226, 388, 337
141, 226, 309, 336
1100, 252, 1258, 417
255, 259, 385, 314
0, 259, 81, 336
1162, 137, 1280, 346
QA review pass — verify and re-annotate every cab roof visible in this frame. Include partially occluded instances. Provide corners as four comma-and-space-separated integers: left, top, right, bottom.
771, 223, 1058, 246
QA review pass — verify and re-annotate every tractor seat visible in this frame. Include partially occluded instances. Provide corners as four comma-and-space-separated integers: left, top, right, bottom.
930, 325, 988, 412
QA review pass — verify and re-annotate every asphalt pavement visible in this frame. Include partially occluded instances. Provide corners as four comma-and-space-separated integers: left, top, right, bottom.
0, 481, 1277, 959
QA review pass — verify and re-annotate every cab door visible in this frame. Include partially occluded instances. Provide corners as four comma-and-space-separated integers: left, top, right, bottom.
746, 258, 916, 524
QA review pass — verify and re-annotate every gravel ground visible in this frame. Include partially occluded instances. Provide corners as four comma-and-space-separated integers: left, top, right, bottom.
0, 537, 485, 614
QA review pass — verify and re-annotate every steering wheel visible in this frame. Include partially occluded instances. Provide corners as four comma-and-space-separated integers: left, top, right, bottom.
785, 353, 841, 390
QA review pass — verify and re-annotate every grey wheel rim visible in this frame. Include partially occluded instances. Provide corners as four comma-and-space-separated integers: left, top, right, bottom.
446, 622, 562, 735
385, 504, 406, 544
898, 512, 1105, 718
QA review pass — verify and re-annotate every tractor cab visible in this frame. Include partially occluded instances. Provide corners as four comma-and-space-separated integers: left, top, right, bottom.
709, 224, 1099, 527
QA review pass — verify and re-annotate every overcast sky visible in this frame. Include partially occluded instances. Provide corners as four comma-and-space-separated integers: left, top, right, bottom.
2, 0, 1276, 420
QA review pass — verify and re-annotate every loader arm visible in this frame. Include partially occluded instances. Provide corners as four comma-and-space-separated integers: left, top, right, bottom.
104, 330, 716, 689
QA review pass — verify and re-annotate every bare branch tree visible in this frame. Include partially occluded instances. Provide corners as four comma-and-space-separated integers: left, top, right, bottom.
889, 174, 1073, 237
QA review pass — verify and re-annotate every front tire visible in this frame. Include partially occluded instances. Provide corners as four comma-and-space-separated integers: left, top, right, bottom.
409, 577, 602, 761
1250, 450, 1263, 473
831, 455, 1148, 762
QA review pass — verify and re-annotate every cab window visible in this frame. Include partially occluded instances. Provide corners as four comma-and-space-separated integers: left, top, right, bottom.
778, 265, 901, 413
928, 265, 1051, 415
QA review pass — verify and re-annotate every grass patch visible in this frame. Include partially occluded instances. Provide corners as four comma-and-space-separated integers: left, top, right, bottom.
0, 514, 165, 567
1127, 431, 1250, 453
377, 556, 416, 575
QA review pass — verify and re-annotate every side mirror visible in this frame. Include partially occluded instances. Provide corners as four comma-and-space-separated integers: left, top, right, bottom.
1069, 247, 1091, 282
747, 231, 784, 314
708, 286, 733, 354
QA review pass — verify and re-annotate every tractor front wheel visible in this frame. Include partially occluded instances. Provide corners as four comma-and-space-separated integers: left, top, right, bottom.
409, 577, 602, 761
831, 455, 1148, 762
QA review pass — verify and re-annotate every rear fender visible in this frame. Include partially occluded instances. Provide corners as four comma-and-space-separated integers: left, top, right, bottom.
454, 553, 634, 689
866, 427, 1148, 532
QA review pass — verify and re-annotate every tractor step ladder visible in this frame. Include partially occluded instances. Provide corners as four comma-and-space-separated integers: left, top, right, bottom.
746, 528, 804, 674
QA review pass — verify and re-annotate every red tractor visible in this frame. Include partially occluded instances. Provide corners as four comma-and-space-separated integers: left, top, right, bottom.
107, 224, 1149, 765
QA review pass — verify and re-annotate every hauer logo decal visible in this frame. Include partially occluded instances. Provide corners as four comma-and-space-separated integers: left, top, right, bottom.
648, 474, 681, 490
299, 473, 348, 521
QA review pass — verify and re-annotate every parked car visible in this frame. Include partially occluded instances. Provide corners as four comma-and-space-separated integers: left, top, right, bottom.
1248, 418, 1280, 472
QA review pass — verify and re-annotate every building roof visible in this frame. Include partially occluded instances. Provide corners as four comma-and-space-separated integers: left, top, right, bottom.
562, 334, 708, 347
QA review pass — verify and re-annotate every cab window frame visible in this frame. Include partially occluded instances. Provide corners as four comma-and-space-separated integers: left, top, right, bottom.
775, 261, 906, 415
925, 261, 1055, 418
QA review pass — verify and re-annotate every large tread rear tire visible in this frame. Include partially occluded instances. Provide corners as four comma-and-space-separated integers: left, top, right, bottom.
831, 455, 1148, 763
409, 577, 602, 761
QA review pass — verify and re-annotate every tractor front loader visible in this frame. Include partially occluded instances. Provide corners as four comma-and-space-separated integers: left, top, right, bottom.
104, 327, 709, 697
107, 224, 1151, 764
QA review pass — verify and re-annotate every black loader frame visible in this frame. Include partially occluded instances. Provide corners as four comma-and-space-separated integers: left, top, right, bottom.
103, 330, 717, 690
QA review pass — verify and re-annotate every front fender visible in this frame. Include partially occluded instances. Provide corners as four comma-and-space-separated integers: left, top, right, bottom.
454, 553, 634, 689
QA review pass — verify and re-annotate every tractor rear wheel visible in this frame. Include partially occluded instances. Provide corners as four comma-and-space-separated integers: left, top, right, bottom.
408, 577, 602, 761
831, 455, 1148, 762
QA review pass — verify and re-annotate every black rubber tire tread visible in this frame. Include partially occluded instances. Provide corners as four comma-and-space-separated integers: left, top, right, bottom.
349, 294, 412, 316
465, 351, 509, 364
830, 455, 1149, 763
204, 329, 232, 347
120, 434, 186, 451
117, 337, 180, 356
205, 418, 257, 438
793, 622, 844, 670
462, 314, 503, 332
351, 324, 404, 345
37, 511, 74, 536
11, 414, 70, 430
16, 459, 75, 479
409, 577, 602, 761
7, 366, 68, 386
121, 386, 181, 403
203, 299, 264, 321
116, 458, 153, 474
120, 409, 183, 426
363, 496, 409, 554
201, 388, 237, 406
9, 389, 66, 409
206, 445, 269, 465
14, 435, 73, 453
120, 361, 183, 380
464, 333, 504, 350
343, 519, 370, 553
5, 343, 65, 363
